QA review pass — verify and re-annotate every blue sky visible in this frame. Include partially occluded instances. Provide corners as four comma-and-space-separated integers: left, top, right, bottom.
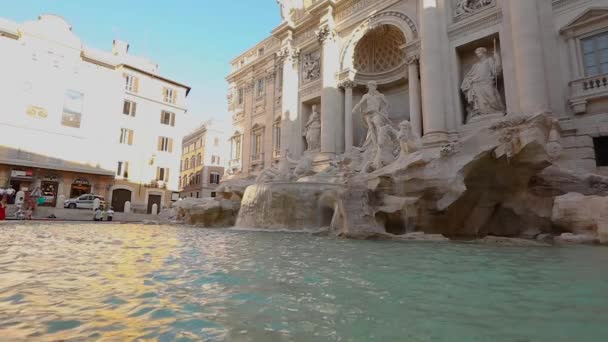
3, 0, 282, 129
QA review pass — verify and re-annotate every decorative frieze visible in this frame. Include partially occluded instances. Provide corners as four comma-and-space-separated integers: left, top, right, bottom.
448, 8, 502, 40
301, 50, 321, 83
454, 0, 496, 21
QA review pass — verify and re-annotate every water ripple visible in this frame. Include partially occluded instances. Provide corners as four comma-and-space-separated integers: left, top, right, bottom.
0, 223, 608, 341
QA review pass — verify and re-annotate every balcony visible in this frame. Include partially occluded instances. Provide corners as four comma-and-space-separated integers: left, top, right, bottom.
251, 153, 265, 166
273, 149, 281, 159
229, 158, 241, 169
569, 74, 608, 115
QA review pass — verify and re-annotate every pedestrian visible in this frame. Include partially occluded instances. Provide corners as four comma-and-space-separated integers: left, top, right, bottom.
106, 206, 115, 222
93, 207, 102, 221
100, 206, 106, 221
0, 198, 6, 221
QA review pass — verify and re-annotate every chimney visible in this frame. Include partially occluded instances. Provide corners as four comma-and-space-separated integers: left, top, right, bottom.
112, 39, 129, 55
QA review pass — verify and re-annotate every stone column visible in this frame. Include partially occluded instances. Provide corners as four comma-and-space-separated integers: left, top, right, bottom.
278, 44, 301, 158
407, 56, 423, 138
420, 0, 448, 145
340, 80, 356, 151
318, 25, 344, 155
509, 0, 550, 115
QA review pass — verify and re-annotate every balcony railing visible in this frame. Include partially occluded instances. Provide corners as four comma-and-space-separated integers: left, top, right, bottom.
251, 153, 265, 163
570, 73, 608, 114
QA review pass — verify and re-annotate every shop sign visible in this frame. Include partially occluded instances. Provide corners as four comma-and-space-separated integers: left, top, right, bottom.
42, 175, 59, 182
73, 179, 90, 186
26, 105, 48, 119
11, 170, 34, 179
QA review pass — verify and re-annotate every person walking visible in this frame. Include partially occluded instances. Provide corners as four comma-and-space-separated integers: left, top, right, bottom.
0, 198, 6, 221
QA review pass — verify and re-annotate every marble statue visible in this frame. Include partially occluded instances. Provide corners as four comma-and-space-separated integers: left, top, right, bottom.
353, 81, 393, 150
461, 46, 505, 122
304, 104, 321, 152
277, 0, 303, 23
350, 81, 400, 172
397, 120, 421, 156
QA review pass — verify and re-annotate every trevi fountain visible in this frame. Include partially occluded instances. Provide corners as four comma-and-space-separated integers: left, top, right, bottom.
2, 0, 608, 341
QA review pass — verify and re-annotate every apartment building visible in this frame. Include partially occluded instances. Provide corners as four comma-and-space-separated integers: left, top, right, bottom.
0, 14, 190, 213
179, 122, 226, 198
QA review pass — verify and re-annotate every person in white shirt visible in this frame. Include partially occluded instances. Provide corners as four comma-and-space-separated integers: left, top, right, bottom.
106, 207, 115, 222
93, 207, 102, 221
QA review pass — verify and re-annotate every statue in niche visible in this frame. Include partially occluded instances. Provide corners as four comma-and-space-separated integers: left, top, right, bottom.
304, 104, 321, 152
461, 46, 505, 122
455, 0, 494, 16
352, 81, 400, 172
302, 52, 320, 82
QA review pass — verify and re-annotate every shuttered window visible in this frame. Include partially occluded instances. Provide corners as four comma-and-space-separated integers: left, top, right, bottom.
163, 87, 177, 104
582, 32, 608, 77
156, 167, 170, 182
124, 74, 139, 92
161, 111, 175, 126
158, 136, 173, 152
119, 128, 134, 145
123, 100, 136, 116
116, 161, 129, 178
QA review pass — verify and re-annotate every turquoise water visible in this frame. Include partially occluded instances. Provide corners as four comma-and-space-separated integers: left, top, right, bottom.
1, 224, 607, 341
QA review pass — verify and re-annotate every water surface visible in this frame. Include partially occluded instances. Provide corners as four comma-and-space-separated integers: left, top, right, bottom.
1, 223, 607, 341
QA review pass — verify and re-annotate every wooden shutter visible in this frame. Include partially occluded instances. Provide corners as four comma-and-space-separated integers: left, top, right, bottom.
157, 137, 162, 151
133, 77, 139, 93
123, 101, 129, 115
172, 90, 177, 104
131, 102, 136, 116
156, 167, 160, 181
170, 112, 175, 127
165, 168, 170, 182
128, 130, 134, 145
168, 138, 173, 153
124, 161, 129, 178
160, 111, 164, 124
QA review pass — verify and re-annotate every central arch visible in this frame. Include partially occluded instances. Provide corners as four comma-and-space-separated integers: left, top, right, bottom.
340, 10, 418, 82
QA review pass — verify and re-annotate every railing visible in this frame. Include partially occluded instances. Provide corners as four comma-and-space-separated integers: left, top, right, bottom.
273, 150, 281, 159
251, 153, 265, 163
569, 73, 608, 114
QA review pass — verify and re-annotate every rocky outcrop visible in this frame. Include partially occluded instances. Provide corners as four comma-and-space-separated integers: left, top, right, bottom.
236, 182, 340, 230
551, 192, 608, 244
173, 197, 239, 228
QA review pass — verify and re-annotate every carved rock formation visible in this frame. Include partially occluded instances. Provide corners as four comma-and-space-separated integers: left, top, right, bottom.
173, 197, 239, 228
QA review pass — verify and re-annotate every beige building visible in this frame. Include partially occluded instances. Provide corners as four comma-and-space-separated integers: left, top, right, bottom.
227, 0, 608, 177
0, 14, 190, 213
179, 122, 226, 198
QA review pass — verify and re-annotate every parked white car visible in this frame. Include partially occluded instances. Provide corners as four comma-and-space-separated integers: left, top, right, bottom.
64, 194, 105, 209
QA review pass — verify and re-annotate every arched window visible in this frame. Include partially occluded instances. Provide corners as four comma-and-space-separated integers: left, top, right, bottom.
197, 153, 202, 166
190, 157, 195, 169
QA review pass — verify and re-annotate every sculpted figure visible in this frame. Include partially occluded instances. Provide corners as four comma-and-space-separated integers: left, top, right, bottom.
461, 47, 505, 122
455, 0, 494, 16
351, 81, 400, 172
304, 105, 321, 152
256, 150, 296, 183
352, 81, 393, 150
277, 0, 303, 23
398, 120, 421, 156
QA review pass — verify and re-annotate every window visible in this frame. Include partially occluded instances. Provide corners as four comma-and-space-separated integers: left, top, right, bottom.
158, 136, 173, 152
190, 157, 196, 169
231, 135, 242, 160
594, 137, 608, 167
124, 74, 138, 92
123, 100, 136, 116
119, 128, 134, 145
255, 78, 265, 97
273, 121, 281, 154
156, 167, 170, 182
237, 88, 244, 105
163, 87, 176, 104
116, 161, 129, 178
252, 131, 263, 158
196, 192, 199, 198
211, 192, 217, 198
161, 111, 176, 126
195, 174, 201, 185
61, 90, 84, 128
210, 155, 220, 165
210, 173, 221, 184
196, 153, 202, 166
258, 47, 265, 56
582, 32, 608, 77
